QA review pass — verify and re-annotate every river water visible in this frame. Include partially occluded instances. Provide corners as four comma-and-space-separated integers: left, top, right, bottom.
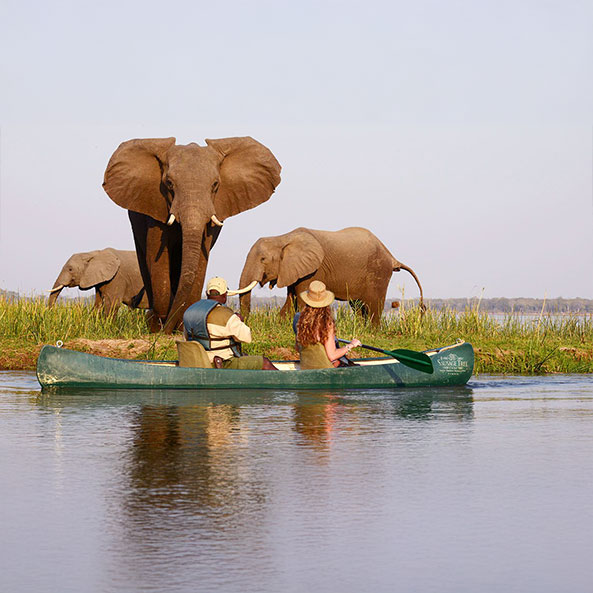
1, 371, 592, 593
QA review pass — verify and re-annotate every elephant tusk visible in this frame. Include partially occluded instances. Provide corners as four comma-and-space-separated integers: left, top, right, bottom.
210, 214, 224, 227
47, 285, 65, 294
167, 214, 176, 226
228, 280, 258, 296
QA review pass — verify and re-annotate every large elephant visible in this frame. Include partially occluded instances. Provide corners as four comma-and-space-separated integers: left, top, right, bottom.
103, 136, 281, 332
47, 248, 148, 314
238, 227, 425, 325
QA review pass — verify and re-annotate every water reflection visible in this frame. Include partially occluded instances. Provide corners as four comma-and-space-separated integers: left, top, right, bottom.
126, 402, 252, 510
292, 395, 341, 451
4, 374, 592, 593
33, 386, 475, 589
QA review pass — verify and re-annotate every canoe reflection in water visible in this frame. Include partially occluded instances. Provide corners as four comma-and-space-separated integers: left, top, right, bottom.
292, 395, 342, 453
115, 387, 474, 508
36, 386, 473, 568
125, 403, 250, 512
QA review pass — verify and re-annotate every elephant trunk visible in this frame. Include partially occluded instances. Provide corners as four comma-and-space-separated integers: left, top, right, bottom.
163, 216, 212, 333
47, 285, 64, 307
397, 263, 425, 312
47, 274, 69, 308
238, 263, 262, 318
239, 291, 252, 319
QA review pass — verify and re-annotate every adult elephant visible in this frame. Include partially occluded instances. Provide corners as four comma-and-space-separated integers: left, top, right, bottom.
103, 136, 281, 332
237, 227, 425, 325
47, 248, 148, 314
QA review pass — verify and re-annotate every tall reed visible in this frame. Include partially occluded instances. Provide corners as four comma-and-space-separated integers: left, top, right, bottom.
0, 296, 148, 343
1, 296, 591, 373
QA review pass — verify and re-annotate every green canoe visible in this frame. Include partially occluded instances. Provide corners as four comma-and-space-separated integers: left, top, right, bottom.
36, 341, 474, 391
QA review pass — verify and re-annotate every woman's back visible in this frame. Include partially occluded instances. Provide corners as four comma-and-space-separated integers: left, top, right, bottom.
299, 342, 333, 370
296, 281, 360, 369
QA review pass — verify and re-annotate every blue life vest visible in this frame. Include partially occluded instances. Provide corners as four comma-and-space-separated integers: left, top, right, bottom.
183, 300, 241, 357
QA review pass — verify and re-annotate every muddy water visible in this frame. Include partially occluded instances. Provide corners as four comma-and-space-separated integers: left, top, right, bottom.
1, 372, 592, 593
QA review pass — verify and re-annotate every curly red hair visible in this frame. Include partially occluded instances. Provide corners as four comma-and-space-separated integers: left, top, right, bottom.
297, 305, 335, 347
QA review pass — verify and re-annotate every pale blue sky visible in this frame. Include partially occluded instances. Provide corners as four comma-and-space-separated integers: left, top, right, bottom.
1, 0, 591, 300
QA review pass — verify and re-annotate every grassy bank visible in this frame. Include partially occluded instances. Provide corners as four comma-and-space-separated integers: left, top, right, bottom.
1, 297, 592, 373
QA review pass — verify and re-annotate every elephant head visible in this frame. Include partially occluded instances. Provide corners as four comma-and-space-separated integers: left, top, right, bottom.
238, 229, 324, 315
103, 136, 281, 331
48, 249, 120, 306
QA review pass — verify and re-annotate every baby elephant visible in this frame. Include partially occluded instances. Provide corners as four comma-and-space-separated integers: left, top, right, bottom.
237, 226, 425, 326
48, 248, 148, 314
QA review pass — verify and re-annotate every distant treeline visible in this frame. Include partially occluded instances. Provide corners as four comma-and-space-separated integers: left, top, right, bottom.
398, 297, 593, 314
2, 290, 592, 314
249, 296, 593, 314
244, 296, 593, 314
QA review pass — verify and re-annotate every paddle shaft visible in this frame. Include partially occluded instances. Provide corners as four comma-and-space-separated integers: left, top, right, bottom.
337, 339, 434, 374
339, 341, 385, 355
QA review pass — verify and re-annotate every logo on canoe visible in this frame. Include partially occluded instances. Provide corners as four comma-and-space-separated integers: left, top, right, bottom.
436, 353, 470, 374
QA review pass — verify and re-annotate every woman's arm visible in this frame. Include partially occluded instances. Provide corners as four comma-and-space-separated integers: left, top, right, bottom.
323, 326, 360, 362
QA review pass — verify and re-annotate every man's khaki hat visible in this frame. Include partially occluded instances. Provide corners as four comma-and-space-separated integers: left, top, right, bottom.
206, 276, 228, 295
300, 280, 335, 308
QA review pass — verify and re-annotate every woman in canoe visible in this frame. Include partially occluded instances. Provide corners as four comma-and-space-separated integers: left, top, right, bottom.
296, 281, 361, 369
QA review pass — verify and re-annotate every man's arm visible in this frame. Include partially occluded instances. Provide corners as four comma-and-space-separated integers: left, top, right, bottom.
226, 314, 252, 344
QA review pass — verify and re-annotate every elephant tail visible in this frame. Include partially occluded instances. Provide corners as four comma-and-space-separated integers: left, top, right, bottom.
393, 261, 425, 312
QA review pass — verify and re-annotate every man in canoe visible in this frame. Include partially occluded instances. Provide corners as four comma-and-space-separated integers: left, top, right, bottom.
182, 277, 278, 370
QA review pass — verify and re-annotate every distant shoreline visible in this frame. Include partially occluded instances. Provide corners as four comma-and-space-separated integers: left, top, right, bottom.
2, 290, 593, 314
247, 296, 593, 314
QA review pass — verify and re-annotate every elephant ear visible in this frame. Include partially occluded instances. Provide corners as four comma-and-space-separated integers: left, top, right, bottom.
80, 250, 120, 290
205, 137, 281, 221
277, 232, 324, 288
103, 138, 176, 223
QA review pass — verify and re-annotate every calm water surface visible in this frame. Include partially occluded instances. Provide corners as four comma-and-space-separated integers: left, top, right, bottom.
1, 372, 592, 593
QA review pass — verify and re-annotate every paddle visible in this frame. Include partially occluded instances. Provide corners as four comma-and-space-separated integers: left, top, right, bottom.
337, 339, 434, 374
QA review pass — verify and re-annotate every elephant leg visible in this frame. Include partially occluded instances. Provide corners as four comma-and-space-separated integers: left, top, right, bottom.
101, 275, 127, 316
129, 212, 176, 331
367, 299, 385, 327
129, 212, 154, 308
137, 216, 182, 331
94, 289, 103, 309
279, 287, 297, 319
349, 298, 383, 326
130, 287, 146, 309
101, 294, 121, 316
349, 299, 368, 317
293, 279, 315, 313
147, 238, 173, 329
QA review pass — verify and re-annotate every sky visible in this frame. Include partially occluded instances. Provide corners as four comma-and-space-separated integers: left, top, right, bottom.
1, 0, 591, 302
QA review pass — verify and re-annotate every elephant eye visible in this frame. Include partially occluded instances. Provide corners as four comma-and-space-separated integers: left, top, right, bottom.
212, 180, 220, 193
165, 179, 174, 189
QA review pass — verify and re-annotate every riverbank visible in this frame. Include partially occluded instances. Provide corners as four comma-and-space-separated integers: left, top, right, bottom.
1, 297, 591, 373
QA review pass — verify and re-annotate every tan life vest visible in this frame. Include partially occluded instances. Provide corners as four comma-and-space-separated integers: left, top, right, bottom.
300, 343, 333, 370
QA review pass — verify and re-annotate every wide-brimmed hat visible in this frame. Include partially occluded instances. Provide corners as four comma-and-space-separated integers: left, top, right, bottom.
300, 280, 334, 308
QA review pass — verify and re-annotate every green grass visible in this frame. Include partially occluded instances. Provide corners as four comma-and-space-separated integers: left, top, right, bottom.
243, 303, 593, 374
1, 296, 592, 373
0, 297, 148, 342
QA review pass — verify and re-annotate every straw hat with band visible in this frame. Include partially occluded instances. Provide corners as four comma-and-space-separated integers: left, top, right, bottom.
300, 280, 335, 308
